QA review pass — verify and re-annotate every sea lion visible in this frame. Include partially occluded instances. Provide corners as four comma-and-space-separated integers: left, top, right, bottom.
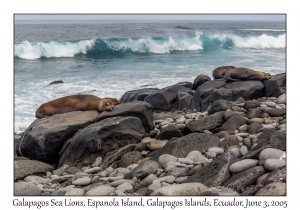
192, 74, 211, 90
224, 67, 271, 82
35, 95, 120, 118
212, 66, 236, 80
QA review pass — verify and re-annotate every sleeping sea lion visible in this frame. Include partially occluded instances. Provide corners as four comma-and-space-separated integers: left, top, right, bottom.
35, 95, 120, 118
192, 74, 211, 90
212, 66, 236, 80
224, 67, 271, 82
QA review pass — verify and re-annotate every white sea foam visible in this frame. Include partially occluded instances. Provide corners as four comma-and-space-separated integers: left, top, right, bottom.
14, 33, 285, 60
15, 39, 96, 59
206, 33, 285, 49
241, 29, 286, 32
231, 34, 285, 49
105, 34, 203, 54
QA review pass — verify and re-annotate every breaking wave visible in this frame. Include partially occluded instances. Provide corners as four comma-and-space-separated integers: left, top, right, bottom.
14, 32, 285, 59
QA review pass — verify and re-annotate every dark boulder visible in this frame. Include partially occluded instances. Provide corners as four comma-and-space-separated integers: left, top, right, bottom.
156, 124, 183, 140
186, 111, 225, 133
263, 73, 286, 97
218, 113, 247, 132
119, 151, 143, 168
208, 99, 231, 115
95, 101, 154, 133
48, 80, 64, 85
190, 80, 226, 111
16, 111, 99, 164
184, 151, 238, 187
191, 80, 264, 112
240, 129, 286, 160
224, 166, 266, 193
247, 109, 262, 119
152, 133, 219, 161
119, 88, 159, 103
265, 108, 286, 117
127, 160, 160, 179
261, 165, 286, 185
247, 123, 262, 134
145, 84, 192, 111
172, 91, 193, 111
58, 116, 145, 167
99, 144, 136, 170
176, 82, 193, 89
244, 100, 261, 110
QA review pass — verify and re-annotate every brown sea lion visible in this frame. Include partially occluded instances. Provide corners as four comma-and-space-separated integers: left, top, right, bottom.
212, 66, 236, 80
35, 95, 120, 118
192, 74, 211, 90
224, 67, 271, 82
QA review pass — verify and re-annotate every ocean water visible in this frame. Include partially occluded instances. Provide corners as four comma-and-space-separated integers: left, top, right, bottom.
14, 19, 286, 133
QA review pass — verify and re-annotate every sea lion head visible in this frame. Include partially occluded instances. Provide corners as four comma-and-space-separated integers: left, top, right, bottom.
98, 99, 114, 111
264, 73, 271, 80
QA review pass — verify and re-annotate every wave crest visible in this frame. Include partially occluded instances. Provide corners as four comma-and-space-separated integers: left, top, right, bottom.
15, 39, 95, 59
14, 33, 285, 59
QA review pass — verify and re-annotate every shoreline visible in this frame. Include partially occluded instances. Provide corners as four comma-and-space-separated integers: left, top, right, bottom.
14, 73, 286, 196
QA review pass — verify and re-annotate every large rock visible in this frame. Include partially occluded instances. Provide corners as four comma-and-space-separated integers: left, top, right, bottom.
152, 133, 220, 161
208, 100, 231, 115
85, 185, 115, 196
277, 93, 286, 104
95, 101, 154, 133
184, 151, 238, 187
186, 111, 225, 132
99, 144, 136, 169
255, 182, 286, 196
155, 124, 183, 140
247, 109, 262, 119
244, 100, 261, 110
172, 91, 193, 111
14, 182, 42, 196
263, 73, 286, 97
150, 183, 208, 196
144, 84, 192, 111
218, 135, 239, 149
200, 187, 240, 196
259, 148, 285, 161
218, 113, 247, 132
119, 151, 143, 168
58, 116, 145, 167
128, 160, 160, 179
119, 88, 159, 103
265, 108, 286, 117
16, 111, 99, 164
229, 159, 259, 174
261, 165, 286, 185
14, 159, 53, 181
224, 166, 266, 192
191, 80, 264, 112
176, 82, 193, 89
240, 129, 286, 160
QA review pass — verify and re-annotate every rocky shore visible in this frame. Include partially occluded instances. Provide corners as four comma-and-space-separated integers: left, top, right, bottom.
14, 73, 286, 196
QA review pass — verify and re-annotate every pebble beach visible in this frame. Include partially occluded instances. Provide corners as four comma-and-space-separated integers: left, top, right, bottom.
14, 73, 286, 196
